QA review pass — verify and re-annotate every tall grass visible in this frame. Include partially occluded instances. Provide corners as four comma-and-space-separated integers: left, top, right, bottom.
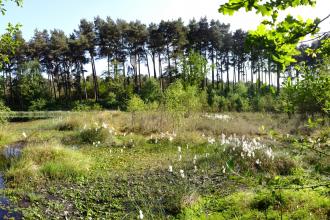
6, 144, 92, 184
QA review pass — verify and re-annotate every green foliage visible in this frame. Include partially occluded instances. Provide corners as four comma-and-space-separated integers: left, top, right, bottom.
219, 0, 316, 17
280, 63, 330, 115
0, 100, 11, 123
102, 81, 133, 110
140, 78, 162, 103
212, 95, 229, 112
181, 189, 329, 220
180, 51, 208, 87
72, 100, 103, 111
278, 77, 296, 116
164, 80, 203, 117
127, 95, 146, 113
7, 144, 91, 182
78, 127, 109, 145
219, 0, 321, 69
28, 98, 47, 111
252, 95, 276, 112
227, 93, 250, 112
0, 0, 23, 68
14, 61, 50, 110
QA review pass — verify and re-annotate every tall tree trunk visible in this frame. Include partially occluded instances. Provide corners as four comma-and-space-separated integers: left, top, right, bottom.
277, 64, 281, 95
122, 61, 126, 88
220, 60, 224, 92
251, 61, 254, 85
131, 55, 138, 92
166, 44, 171, 81
152, 53, 156, 78
146, 54, 151, 78
8, 69, 13, 105
233, 60, 236, 89
48, 73, 52, 96
90, 53, 99, 101
158, 53, 163, 91
268, 59, 271, 86
107, 55, 111, 78
2, 71, 6, 100
211, 48, 215, 88
257, 59, 261, 92
51, 73, 57, 100
138, 54, 141, 92
226, 55, 230, 91
114, 59, 118, 80
81, 62, 88, 100
238, 62, 241, 82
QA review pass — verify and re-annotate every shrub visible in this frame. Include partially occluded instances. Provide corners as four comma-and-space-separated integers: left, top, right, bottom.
140, 78, 162, 103
0, 100, 11, 124
280, 64, 330, 116
78, 127, 109, 145
165, 80, 202, 118
213, 95, 229, 112
28, 98, 47, 111
273, 155, 296, 175
127, 95, 146, 113
252, 95, 276, 112
72, 100, 103, 111
234, 82, 248, 96
228, 93, 250, 112
104, 92, 117, 108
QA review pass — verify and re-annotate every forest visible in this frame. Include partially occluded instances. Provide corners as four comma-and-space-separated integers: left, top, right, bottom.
0, 6, 328, 115
0, 0, 329, 219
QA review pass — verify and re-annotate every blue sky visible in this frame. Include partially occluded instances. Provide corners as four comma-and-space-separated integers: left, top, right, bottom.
1, 0, 329, 40
1, 0, 223, 39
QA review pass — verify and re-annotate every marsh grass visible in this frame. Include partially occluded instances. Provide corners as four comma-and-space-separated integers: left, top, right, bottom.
180, 189, 330, 220
56, 117, 81, 131
6, 144, 92, 184
0, 111, 328, 219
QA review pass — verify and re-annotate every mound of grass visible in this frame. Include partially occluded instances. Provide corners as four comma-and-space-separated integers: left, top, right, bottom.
180, 189, 330, 220
6, 144, 92, 184
78, 127, 109, 145
0, 129, 10, 145
56, 118, 81, 131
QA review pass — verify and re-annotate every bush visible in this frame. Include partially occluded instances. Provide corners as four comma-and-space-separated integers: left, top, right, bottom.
280, 64, 330, 116
252, 95, 276, 112
78, 127, 109, 145
212, 95, 229, 112
28, 98, 48, 111
234, 82, 248, 96
127, 95, 146, 113
0, 100, 11, 124
72, 100, 103, 111
165, 80, 203, 117
228, 93, 250, 112
140, 78, 162, 103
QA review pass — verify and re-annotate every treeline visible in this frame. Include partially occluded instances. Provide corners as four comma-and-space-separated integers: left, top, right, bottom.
0, 16, 326, 111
